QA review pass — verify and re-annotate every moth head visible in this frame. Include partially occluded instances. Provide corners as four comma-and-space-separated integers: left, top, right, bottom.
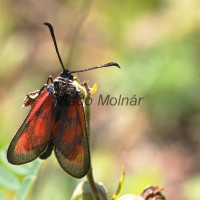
59, 70, 73, 80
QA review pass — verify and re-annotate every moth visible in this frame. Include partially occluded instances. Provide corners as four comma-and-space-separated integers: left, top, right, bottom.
7, 22, 120, 178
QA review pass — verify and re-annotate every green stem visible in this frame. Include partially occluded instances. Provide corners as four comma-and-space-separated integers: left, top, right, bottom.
84, 84, 101, 200
87, 167, 101, 200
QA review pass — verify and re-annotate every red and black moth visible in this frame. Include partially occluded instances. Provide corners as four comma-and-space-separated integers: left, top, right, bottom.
7, 22, 120, 178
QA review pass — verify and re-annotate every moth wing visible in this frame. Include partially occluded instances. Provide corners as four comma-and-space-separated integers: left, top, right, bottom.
53, 97, 90, 178
7, 87, 55, 164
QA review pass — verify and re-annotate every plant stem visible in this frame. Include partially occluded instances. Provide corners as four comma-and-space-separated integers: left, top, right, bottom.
87, 167, 101, 200
84, 82, 101, 200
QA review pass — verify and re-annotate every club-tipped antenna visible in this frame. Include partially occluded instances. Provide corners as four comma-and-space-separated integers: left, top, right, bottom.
44, 22, 66, 71
71, 62, 121, 73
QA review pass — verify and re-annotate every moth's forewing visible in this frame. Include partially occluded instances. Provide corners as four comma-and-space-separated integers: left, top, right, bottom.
7, 87, 55, 164
53, 96, 90, 178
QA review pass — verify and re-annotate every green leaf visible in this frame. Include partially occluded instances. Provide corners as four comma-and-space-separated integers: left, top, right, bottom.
0, 166, 20, 191
112, 166, 125, 200
27, 159, 42, 176
0, 192, 8, 200
15, 176, 35, 200
15, 160, 42, 200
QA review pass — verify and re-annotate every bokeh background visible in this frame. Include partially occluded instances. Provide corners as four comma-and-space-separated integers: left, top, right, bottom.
0, 0, 200, 199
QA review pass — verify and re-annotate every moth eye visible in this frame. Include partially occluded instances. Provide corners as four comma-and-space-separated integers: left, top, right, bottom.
59, 71, 64, 76
70, 75, 73, 80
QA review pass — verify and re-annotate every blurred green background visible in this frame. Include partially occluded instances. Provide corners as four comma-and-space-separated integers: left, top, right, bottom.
0, 0, 200, 199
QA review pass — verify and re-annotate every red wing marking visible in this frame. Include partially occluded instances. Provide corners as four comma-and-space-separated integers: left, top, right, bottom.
60, 99, 83, 142
62, 126, 76, 143
76, 121, 82, 137
15, 133, 31, 155
27, 90, 50, 121
52, 121, 59, 139
66, 144, 84, 166
61, 123, 82, 141
77, 101, 86, 136
68, 100, 79, 118
33, 96, 53, 138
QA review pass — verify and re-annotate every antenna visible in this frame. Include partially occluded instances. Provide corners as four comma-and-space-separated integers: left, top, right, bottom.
71, 62, 121, 73
44, 22, 66, 71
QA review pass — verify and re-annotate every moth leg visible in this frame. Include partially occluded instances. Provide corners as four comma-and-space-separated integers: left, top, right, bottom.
47, 75, 53, 84
38, 76, 53, 95
38, 85, 47, 95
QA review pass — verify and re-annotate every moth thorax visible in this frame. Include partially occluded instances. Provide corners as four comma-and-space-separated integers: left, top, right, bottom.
54, 76, 76, 105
